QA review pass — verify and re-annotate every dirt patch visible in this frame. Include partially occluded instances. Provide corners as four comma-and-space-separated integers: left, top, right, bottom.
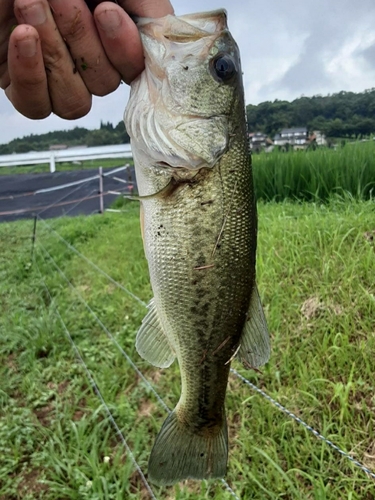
138, 399, 156, 418
228, 412, 241, 441
149, 370, 162, 385
363, 440, 375, 471
17, 468, 49, 497
129, 470, 154, 500
364, 230, 375, 245
34, 403, 55, 426
73, 398, 87, 421
301, 296, 343, 320
5, 353, 17, 372
58, 380, 70, 394
301, 297, 325, 319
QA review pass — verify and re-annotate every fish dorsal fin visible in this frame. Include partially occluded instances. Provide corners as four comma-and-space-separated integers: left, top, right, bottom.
136, 299, 176, 368
237, 285, 271, 368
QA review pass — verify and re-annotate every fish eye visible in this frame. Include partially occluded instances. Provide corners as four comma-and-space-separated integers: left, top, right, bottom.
210, 54, 237, 83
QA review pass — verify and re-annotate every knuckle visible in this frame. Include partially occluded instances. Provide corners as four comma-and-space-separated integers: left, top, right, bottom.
43, 46, 68, 73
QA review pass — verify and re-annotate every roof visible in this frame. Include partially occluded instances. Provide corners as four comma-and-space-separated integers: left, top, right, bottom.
281, 127, 307, 134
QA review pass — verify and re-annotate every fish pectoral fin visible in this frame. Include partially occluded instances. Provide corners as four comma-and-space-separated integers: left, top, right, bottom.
148, 409, 228, 485
237, 284, 271, 368
136, 299, 175, 368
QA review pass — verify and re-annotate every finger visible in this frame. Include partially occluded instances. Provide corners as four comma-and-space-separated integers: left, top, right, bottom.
48, 0, 121, 96
116, 0, 174, 17
0, 1, 18, 89
94, 3, 144, 84
5, 24, 51, 118
0, 62, 10, 90
14, 0, 92, 119
0, 2, 18, 67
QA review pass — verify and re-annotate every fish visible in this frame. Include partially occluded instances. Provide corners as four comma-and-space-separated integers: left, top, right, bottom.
124, 9, 270, 486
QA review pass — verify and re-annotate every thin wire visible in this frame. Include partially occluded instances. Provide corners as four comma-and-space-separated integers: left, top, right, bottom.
111, 176, 131, 185
36, 242, 240, 499
34, 257, 156, 499
0, 194, 103, 218
35, 174, 99, 194
231, 368, 375, 481
220, 479, 241, 500
37, 215, 146, 308
54, 188, 98, 220
102, 165, 129, 177
37, 242, 169, 413
37, 176, 97, 217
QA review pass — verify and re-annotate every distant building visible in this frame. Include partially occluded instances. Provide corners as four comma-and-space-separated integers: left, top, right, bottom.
248, 132, 273, 152
273, 127, 308, 147
49, 144, 68, 151
311, 130, 327, 146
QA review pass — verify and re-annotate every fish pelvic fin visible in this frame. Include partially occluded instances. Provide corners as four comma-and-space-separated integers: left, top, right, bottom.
136, 299, 175, 368
237, 283, 271, 368
148, 409, 228, 486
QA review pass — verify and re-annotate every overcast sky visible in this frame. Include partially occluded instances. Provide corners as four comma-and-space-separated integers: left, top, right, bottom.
1, 0, 375, 144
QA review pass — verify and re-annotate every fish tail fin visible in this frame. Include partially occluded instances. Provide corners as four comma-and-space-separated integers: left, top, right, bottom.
148, 409, 228, 486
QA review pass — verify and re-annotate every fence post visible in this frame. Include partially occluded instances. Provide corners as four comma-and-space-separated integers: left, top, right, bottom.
49, 152, 56, 173
99, 166, 104, 214
31, 215, 37, 260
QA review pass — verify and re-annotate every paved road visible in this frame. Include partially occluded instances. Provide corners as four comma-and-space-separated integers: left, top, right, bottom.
0, 166, 136, 223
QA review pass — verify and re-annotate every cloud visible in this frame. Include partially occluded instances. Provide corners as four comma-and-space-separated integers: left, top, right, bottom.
357, 43, 375, 71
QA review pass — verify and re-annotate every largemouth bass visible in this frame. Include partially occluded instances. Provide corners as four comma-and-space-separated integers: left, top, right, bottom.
124, 9, 270, 486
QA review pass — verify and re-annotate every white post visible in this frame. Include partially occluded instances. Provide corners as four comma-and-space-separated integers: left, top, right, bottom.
49, 152, 56, 173
99, 166, 104, 214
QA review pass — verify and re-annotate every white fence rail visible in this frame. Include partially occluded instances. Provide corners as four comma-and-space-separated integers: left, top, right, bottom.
0, 144, 133, 173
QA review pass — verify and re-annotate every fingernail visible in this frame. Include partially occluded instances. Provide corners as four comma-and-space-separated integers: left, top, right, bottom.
18, 37, 37, 57
19, 3, 47, 26
96, 9, 121, 36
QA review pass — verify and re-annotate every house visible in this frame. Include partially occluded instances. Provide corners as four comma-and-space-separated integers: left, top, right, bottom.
311, 130, 327, 146
273, 127, 308, 147
248, 132, 273, 152
49, 144, 68, 151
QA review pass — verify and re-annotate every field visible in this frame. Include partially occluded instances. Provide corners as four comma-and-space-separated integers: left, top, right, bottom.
252, 141, 375, 202
1, 196, 374, 499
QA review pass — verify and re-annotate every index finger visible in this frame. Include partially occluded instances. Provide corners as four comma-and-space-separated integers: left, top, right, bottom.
94, 0, 173, 84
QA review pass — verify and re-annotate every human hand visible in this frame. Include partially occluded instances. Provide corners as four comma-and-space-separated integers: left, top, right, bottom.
0, 0, 173, 120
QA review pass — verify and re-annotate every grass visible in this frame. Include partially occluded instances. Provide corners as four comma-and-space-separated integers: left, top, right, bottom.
1, 199, 375, 499
253, 141, 375, 201
0, 158, 133, 176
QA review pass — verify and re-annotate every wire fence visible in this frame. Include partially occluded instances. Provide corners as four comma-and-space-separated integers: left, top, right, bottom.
0, 164, 134, 220
24, 180, 375, 497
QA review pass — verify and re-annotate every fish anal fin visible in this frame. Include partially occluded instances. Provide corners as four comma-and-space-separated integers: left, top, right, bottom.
237, 284, 271, 368
148, 409, 228, 485
136, 299, 175, 368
